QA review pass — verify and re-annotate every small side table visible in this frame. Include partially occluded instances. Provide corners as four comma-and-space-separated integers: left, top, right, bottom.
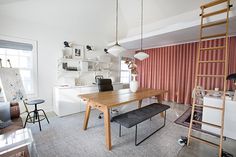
0, 128, 38, 157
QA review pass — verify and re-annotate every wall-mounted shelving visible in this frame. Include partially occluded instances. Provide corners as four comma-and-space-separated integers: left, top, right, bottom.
57, 55, 113, 86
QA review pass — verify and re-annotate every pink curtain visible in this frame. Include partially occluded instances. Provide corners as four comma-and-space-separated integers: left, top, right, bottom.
137, 36, 236, 105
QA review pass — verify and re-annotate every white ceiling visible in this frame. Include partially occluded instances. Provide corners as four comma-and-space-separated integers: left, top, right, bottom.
0, 0, 214, 39
0, 0, 118, 44
119, 0, 212, 30
121, 16, 236, 50
117, 0, 236, 50
0, 0, 235, 50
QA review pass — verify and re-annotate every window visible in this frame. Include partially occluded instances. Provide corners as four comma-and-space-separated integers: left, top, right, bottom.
120, 60, 131, 84
0, 37, 38, 97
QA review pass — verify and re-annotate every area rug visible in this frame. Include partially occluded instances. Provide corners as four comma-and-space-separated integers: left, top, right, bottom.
174, 107, 201, 131
174, 107, 219, 136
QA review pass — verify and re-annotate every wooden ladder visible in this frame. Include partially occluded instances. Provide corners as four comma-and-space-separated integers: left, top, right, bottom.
187, 0, 233, 157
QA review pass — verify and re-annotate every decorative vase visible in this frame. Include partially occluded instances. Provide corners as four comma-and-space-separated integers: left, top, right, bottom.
130, 74, 138, 92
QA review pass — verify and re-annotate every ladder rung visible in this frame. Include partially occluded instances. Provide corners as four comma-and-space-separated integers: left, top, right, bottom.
201, 33, 226, 40
199, 60, 225, 63
202, 8, 228, 18
200, 46, 226, 51
202, 20, 227, 28
190, 135, 219, 148
192, 120, 222, 128
197, 75, 225, 77
194, 104, 223, 110
201, 0, 228, 8
195, 89, 224, 92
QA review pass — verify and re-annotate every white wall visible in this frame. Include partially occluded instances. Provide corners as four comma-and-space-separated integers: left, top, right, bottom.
0, 0, 123, 112
1, 0, 232, 112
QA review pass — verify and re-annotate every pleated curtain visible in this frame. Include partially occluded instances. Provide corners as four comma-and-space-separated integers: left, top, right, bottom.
136, 36, 236, 105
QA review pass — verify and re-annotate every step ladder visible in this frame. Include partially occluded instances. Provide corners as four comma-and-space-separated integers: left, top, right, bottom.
187, 0, 233, 157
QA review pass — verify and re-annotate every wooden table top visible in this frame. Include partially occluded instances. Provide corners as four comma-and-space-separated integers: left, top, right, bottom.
79, 88, 167, 108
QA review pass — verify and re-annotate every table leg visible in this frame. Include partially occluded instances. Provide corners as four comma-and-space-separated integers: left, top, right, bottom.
104, 107, 112, 150
156, 95, 165, 118
138, 100, 142, 108
83, 102, 91, 130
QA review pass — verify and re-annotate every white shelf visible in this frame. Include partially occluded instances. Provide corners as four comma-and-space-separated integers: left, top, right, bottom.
57, 57, 112, 83
58, 58, 109, 63
59, 58, 81, 62
58, 69, 111, 74
58, 70, 80, 73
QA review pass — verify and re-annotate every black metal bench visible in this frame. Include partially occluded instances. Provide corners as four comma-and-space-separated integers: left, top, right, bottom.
112, 103, 170, 146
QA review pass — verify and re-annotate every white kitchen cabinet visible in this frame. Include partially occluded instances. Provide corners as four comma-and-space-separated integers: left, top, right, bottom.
202, 96, 236, 140
53, 83, 123, 117
53, 87, 82, 117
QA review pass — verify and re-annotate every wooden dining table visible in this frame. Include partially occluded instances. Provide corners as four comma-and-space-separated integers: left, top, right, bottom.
79, 88, 168, 150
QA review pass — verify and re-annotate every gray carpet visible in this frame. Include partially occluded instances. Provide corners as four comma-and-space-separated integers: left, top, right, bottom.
26, 100, 236, 157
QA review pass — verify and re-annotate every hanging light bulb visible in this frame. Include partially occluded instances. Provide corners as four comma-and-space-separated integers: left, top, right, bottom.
134, 0, 149, 61
108, 0, 126, 56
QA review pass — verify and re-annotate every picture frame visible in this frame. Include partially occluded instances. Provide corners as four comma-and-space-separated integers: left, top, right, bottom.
72, 45, 84, 59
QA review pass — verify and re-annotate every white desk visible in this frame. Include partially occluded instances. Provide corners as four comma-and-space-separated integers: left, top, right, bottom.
202, 96, 236, 140
53, 83, 124, 117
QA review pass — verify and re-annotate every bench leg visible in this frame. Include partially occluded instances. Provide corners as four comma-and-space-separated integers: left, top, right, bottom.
138, 100, 142, 109
135, 111, 167, 146
164, 111, 166, 126
119, 124, 121, 137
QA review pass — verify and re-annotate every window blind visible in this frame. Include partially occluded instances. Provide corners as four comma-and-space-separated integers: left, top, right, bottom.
0, 40, 33, 51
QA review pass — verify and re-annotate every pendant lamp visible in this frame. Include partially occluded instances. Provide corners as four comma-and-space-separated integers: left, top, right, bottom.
134, 0, 149, 61
108, 0, 125, 56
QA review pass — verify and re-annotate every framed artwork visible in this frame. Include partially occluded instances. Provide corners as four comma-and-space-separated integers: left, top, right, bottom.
73, 45, 84, 59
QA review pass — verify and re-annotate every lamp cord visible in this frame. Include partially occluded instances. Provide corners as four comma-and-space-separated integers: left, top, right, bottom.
141, 0, 143, 51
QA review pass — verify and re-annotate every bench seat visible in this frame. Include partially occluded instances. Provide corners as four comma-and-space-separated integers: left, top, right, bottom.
112, 103, 170, 146
112, 103, 170, 128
